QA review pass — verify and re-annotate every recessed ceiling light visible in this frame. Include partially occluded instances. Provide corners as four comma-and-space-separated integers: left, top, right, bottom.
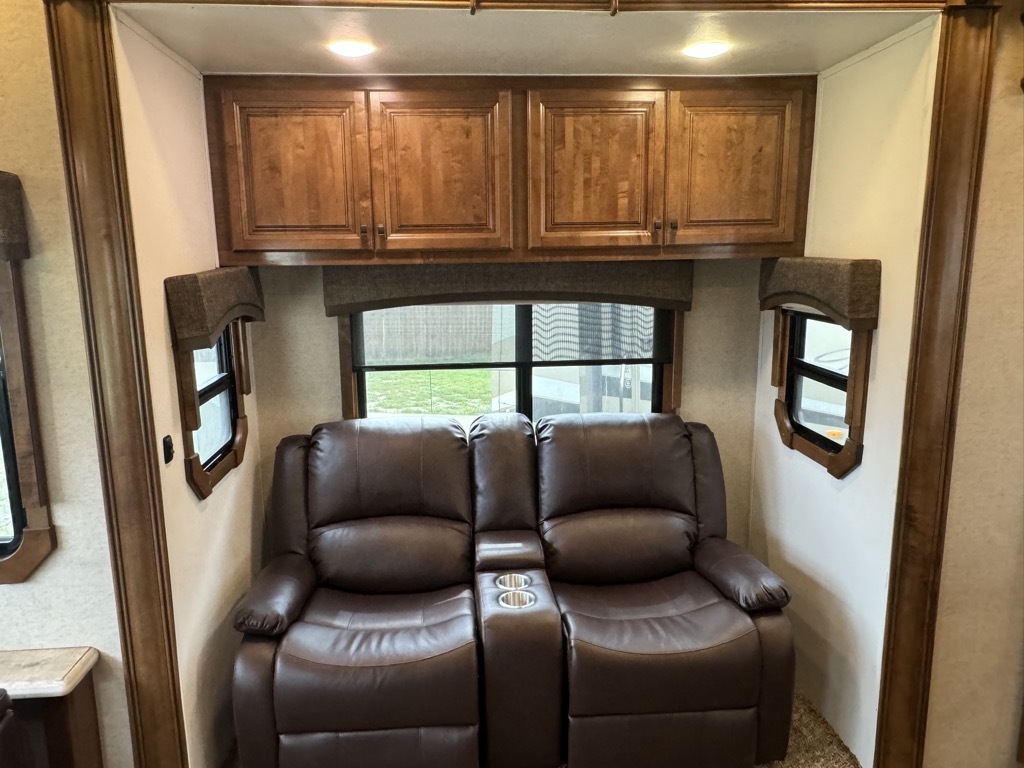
682, 41, 731, 59
327, 39, 377, 58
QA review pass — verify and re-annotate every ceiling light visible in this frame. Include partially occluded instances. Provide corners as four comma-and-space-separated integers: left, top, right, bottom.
682, 41, 731, 59
327, 39, 376, 58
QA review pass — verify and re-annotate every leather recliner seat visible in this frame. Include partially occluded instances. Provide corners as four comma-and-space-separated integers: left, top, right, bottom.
232, 418, 480, 768
535, 413, 794, 768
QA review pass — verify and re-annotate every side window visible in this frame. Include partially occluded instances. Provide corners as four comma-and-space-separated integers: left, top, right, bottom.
772, 308, 872, 479
191, 328, 238, 470
0, 171, 54, 582
0, 342, 24, 558
165, 267, 264, 500
786, 311, 852, 450
353, 302, 673, 429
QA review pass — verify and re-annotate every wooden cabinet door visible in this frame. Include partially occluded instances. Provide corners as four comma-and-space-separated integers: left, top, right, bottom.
528, 90, 666, 249
368, 90, 513, 251
222, 88, 372, 251
666, 87, 805, 245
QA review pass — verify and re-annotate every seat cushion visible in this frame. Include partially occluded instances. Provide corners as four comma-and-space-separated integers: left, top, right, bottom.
274, 586, 478, 733
554, 571, 761, 716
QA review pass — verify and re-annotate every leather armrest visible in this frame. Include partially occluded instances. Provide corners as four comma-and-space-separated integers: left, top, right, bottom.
694, 537, 791, 612
475, 567, 563, 768
475, 530, 546, 571
233, 553, 316, 636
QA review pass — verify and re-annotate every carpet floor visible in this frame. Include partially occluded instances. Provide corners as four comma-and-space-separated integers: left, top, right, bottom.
769, 694, 862, 768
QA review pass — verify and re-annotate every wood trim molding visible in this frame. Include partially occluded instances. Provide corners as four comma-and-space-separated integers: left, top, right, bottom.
42, 3, 998, 768
875, 6, 999, 768
86, 0, 949, 9
44, 1, 188, 766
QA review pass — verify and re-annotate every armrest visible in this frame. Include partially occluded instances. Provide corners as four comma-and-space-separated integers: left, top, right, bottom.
475, 530, 546, 571
233, 553, 316, 636
475, 566, 562, 768
694, 537, 791, 612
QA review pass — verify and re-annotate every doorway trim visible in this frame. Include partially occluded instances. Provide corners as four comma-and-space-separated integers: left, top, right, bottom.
41, 2, 998, 767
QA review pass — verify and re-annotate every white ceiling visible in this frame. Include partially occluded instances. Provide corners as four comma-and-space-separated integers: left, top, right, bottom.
113, 4, 935, 77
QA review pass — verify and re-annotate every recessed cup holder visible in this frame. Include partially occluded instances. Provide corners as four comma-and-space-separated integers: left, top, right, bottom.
495, 573, 531, 590
498, 590, 536, 610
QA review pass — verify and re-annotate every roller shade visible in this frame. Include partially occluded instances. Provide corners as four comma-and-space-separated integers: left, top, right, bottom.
165, 267, 264, 351
323, 261, 693, 316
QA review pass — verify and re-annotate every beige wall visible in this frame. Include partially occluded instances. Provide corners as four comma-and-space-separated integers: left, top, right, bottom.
251, 267, 344, 515
680, 259, 761, 547
112, 14, 266, 767
924, 4, 1024, 766
748, 17, 941, 767
0, 1, 132, 765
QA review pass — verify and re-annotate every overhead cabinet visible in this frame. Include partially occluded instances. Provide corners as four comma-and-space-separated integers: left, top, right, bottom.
220, 87, 373, 252
206, 77, 814, 265
369, 90, 513, 251
528, 89, 665, 249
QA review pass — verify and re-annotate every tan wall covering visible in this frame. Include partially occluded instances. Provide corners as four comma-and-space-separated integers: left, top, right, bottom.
0, 0, 132, 765
112, 15, 266, 767
251, 267, 344, 518
680, 260, 761, 547
924, 4, 1024, 765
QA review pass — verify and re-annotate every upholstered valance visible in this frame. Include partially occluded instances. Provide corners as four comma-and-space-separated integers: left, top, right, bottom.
323, 261, 694, 316
759, 257, 881, 331
0, 172, 30, 262
165, 267, 265, 350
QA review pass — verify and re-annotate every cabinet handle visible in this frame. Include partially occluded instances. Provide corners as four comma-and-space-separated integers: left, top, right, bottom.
669, 219, 679, 230
359, 224, 368, 234
376, 224, 386, 240
653, 219, 663, 231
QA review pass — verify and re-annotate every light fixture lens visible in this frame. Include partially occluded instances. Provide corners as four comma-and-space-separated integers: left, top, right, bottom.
682, 41, 731, 59
327, 39, 377, 58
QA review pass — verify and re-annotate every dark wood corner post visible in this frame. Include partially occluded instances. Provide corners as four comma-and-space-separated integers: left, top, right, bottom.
876, 5, 998, 768
44, 1, 188, 767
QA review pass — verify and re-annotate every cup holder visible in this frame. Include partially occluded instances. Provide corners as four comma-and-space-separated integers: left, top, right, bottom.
498, 590, 536, 610
495, 573, 531, 590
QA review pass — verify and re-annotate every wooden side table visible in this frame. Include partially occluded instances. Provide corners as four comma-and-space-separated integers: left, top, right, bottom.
0, 647, 104, 768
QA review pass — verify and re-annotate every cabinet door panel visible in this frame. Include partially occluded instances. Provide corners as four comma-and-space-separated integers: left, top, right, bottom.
369, 90, 512, 251
224, 89, 372, 251
529, 90, 665, 249
667, 89, 804, 245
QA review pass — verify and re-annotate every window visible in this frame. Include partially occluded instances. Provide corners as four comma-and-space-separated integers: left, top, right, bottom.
0, 171, 54, 581
0, 342, 23, 558
772, 308, 872, 479
191, 328, 238, 470
786, 312, 851, 451
165, 266, 264, 501
353, 303, 672, 427
173, 321, 250, 500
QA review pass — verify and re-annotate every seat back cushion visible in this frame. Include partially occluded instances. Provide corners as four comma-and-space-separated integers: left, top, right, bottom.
469, 413, 538, 532
306, 417, 473, 593
536, 413, 699, 584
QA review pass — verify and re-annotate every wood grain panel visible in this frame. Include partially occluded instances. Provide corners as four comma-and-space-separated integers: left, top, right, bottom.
667, 88, 803, 244
223, 88, 371, 251
369, 90, 512, 250
876, 7, 999, 768
529, 89, 665, 248
44, 0, 189, 764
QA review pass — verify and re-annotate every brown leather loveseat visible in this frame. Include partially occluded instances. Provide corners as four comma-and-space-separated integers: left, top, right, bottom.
232, 413, 793, 768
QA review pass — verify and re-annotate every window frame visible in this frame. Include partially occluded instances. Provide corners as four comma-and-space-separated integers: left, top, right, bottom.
0, 257, 55, 583
350, 303, 676, 419
772, 307, 872, 479
173, 320, 251, 499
